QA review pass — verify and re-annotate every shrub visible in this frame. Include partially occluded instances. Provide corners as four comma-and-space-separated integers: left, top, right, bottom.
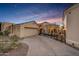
0, 31, 3, 36
10, 35, 20, 49
0, 42, 12, 53
10, 35, 19, 42
0, 35, 20, 53
3, 30, 10, 36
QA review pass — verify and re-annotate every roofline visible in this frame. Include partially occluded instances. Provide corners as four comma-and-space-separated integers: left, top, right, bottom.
16, 21, 37, 25
0, 22, 14, 24
64, 4, 79, 14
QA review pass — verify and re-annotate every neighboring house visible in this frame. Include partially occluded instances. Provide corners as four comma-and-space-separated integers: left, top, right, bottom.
40, 22, 59, 35
0, 22, 13, 32
40, 22, 50, 35
11, 21, 39, 38
64, 4, 79, 48
47, 24, 59, 35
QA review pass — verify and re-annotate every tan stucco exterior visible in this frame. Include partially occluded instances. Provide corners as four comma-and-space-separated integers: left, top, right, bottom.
12, 21, 39, 38
40, 22, 59, 35
20, 21, 39, 38
1, 22, 13, 32
11, 24, 21, 37
41, 22, 49, 34
0, 21, 39, 38
64, 4, 79, 48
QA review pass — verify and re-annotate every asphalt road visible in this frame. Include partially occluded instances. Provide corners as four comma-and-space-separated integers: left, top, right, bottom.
21, 35, 79, 56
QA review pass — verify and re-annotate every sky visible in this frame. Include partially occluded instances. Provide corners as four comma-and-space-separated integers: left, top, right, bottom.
0, 3, 73, 25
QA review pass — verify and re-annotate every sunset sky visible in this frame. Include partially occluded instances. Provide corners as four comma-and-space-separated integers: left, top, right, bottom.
0, 3, 73, 25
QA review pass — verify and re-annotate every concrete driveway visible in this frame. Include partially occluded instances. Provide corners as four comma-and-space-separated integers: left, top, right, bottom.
21, 35, 79, 56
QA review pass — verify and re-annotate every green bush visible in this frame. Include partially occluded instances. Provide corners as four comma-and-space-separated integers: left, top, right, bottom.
0, 31, 3, 36
0, 35, 20, 53
0, 42, 12, 53
3, 30, 10, 36
0, 46, 11, 53
10, 35, 19, 42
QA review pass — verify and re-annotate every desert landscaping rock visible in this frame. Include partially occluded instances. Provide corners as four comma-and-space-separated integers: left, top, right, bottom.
3, 43, 29, 56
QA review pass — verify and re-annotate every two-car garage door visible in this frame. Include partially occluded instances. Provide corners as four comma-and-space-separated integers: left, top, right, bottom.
22, 28, 39, 37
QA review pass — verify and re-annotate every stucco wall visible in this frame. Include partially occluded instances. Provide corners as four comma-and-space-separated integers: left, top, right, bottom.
20, 27, 38, 38
12, 25, 21, 37
64, 4, 79, 48
1, 23, 12, 31
19, 22, 39, 38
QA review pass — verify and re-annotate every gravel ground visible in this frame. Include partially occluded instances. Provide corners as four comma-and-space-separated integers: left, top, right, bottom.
0, 43, 29, 56
21, 35, 79, 56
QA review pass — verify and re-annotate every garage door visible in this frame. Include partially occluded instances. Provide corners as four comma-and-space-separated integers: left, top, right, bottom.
23, 28, 39, 37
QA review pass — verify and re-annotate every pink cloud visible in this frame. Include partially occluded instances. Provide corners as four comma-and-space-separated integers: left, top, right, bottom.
36, 17, 63, 24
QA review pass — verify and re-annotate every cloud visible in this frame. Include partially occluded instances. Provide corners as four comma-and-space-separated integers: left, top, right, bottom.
15, 10, 62, 20
1, 9, 63, 24
36, 17, 63, 24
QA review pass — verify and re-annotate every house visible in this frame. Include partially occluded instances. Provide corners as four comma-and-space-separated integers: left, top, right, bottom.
64, 4, 79, 48
48, 24, 59, 32
11, 21, 39, 38
0, 21, 39, 38
40, 22, 59, 35
0, 22, 13, 32
40, 22, 50, 35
